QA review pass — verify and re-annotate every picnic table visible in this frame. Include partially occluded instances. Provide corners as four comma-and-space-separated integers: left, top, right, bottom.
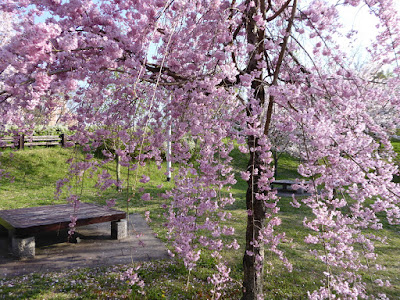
0, 203, 127, 259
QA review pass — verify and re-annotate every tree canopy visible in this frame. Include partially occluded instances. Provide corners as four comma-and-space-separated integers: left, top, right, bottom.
1, 0, 400, 299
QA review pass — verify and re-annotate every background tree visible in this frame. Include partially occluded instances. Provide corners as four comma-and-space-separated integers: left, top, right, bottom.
1, 1, 400, 299
0, 10, 15, 130
0, 11, 14, 48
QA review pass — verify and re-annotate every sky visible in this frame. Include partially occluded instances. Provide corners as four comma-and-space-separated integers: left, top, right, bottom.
338, 2, 400, 56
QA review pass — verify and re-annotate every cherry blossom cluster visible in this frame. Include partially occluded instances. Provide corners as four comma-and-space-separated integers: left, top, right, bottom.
1, 0, 400, 299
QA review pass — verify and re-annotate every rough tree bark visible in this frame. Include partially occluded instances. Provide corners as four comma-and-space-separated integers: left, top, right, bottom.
242, 137, 267, 299
241, 0, 267, 297
241, 0, 297, 299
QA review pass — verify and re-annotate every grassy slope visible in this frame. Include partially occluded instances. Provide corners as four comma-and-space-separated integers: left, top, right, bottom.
0, 146, 399, 299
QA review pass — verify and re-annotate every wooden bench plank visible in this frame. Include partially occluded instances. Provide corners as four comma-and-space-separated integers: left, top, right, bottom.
0, 203, 128, 259
0, 203, 126, 237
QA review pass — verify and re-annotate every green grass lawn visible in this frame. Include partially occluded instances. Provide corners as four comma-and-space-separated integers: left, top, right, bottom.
0, 146, 399, 299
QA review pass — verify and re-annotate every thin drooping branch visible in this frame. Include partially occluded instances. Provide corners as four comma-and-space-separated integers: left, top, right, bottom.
264, 0, 297, 136
266, 0, 292, 22
2, 1, 400, 299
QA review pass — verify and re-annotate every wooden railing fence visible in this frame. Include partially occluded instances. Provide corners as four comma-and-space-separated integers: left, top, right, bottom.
0, 134, 70, 149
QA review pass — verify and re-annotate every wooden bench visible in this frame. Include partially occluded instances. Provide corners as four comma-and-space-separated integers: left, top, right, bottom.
0, 203, 127, 259
271, 179, 306, 194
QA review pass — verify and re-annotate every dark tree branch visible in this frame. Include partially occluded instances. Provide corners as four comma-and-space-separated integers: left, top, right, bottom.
264, 0, 297, 136
145, 63, 187, 81
266, 0, 292, 22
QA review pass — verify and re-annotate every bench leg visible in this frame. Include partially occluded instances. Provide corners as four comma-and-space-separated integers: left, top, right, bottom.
279, 183, 292, 192
111, 219, 128, 240
11, 236, 35, 259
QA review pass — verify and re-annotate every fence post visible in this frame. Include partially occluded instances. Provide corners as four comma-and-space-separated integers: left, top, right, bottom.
18, 135, 24, 150
60, 133, 65, 147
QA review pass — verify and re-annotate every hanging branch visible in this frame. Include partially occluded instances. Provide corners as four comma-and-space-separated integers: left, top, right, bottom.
264, 0, 297, 136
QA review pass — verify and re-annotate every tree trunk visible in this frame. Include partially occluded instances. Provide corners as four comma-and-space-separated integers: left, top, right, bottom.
241, 0, 296, 298
241, 1, 266, 297
242, 136, 266, 300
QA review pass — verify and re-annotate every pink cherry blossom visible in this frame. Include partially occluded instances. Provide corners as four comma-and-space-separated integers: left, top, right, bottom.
1, 0, 400, 298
